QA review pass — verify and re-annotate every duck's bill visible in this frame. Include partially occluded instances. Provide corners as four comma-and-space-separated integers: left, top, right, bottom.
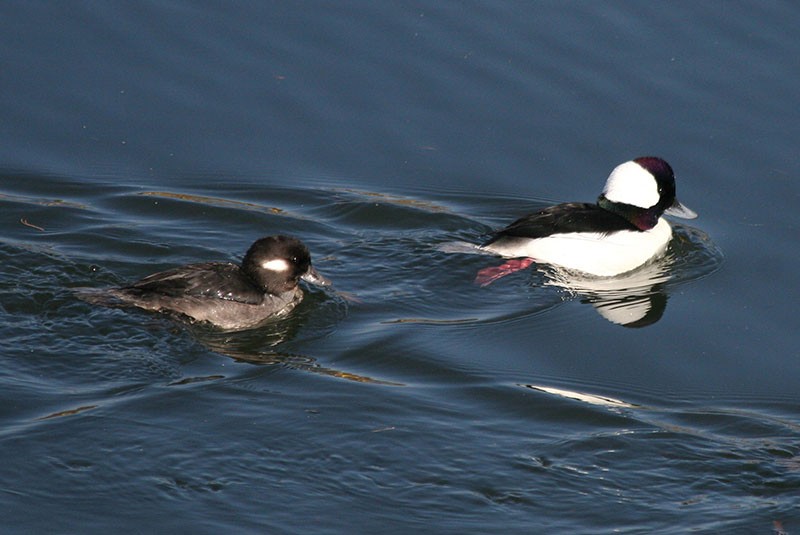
664, 199, 698, 219
301, 265, 331, 287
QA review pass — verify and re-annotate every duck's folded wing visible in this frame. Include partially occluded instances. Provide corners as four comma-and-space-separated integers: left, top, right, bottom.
487, 202, 636, 241
125, 262, 264, 305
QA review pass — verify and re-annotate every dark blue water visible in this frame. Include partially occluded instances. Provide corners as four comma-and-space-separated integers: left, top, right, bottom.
2, 2, 799, 533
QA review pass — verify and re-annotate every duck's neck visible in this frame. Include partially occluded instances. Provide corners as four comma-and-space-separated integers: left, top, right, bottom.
597, 195, 659, 231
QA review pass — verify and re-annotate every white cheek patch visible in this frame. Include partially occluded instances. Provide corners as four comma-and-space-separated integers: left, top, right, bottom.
602, 161, 660, 208
261, 258, 291, 272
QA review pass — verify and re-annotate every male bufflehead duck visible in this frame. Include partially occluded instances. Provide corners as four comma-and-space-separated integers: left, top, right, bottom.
80, 235, 330, 330
477, 157, 697, 283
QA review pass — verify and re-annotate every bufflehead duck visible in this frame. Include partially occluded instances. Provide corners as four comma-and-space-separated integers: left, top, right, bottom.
80, 235, 330, 330
477, 157, 697, 283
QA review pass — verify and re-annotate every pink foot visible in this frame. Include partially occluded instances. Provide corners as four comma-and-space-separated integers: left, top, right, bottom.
474, 258, 535, 287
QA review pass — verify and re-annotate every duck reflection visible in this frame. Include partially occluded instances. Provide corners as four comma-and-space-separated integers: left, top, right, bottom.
542, 261, 671, 327
185, 313, 402, 385
541, 224, 721, 327
447, 241, 673, 327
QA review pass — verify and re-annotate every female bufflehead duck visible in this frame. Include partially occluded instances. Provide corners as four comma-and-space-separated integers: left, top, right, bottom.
477, 157, 697, 283
81, 235, 330, 330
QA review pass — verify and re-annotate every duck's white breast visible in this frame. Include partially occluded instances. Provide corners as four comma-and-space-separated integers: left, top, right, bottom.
483, 218, 673, 277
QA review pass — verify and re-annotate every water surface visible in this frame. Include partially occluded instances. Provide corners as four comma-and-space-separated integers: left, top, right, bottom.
1, 2, 799, 533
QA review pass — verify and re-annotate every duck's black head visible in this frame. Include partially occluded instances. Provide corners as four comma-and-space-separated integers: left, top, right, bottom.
598, 157, 696, 230
242, 235, 329, 294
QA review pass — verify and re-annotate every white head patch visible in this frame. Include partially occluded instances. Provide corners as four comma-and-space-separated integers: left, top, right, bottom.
261, 258, 291, 272
601, 161, 660, 208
